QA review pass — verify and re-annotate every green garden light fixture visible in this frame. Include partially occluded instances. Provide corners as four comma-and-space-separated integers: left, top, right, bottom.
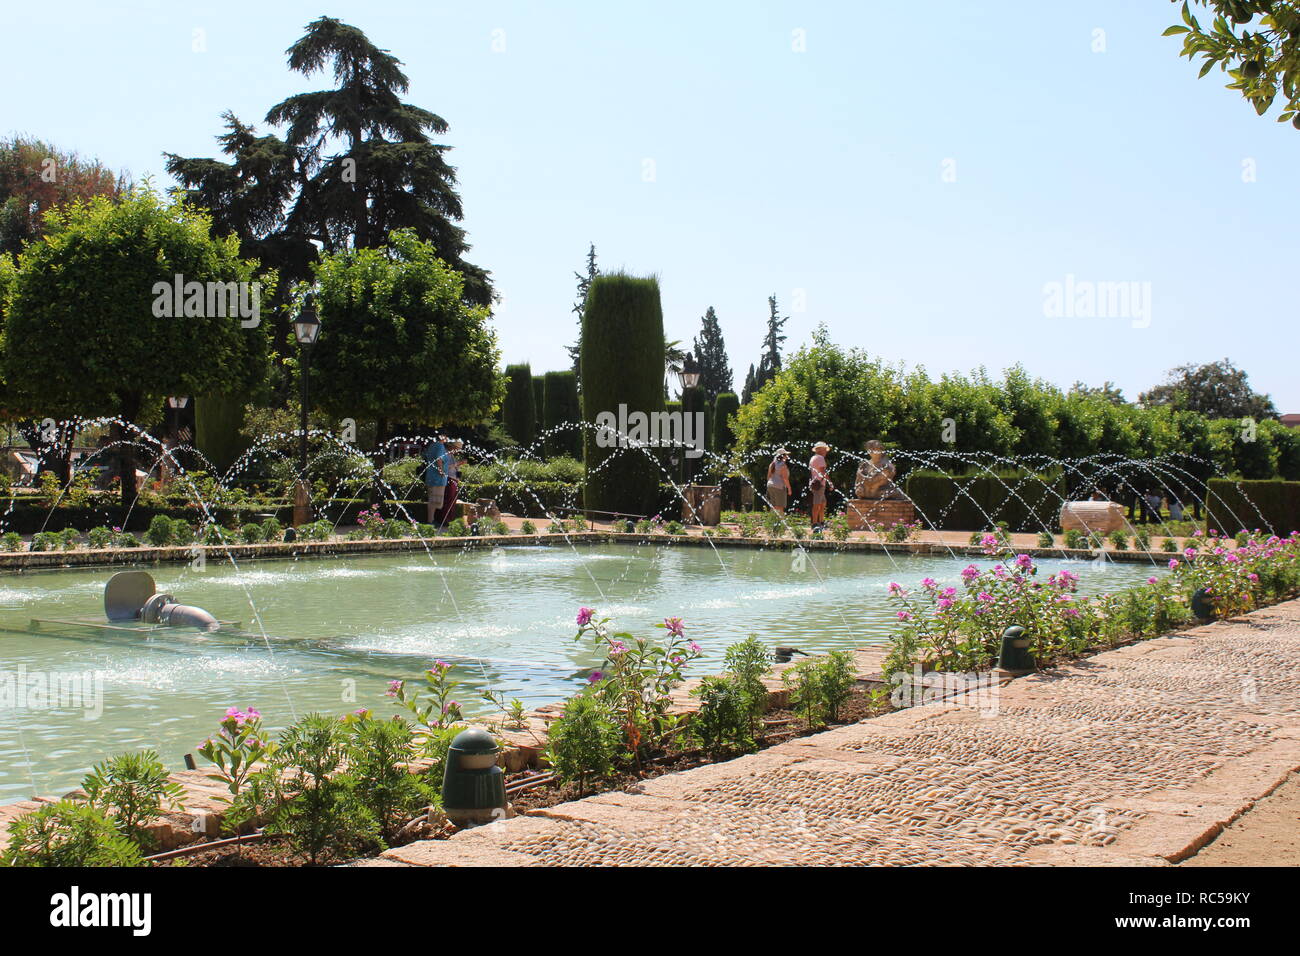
1190, 587, 1215, 622
441, 727, 507, 828
997, 625, 1035, 674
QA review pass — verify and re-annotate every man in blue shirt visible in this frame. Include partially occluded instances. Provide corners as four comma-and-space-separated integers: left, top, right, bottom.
424, 435, 449, 523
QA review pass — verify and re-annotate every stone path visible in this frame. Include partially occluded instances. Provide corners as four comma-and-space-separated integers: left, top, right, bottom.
369, 599, 1300, 867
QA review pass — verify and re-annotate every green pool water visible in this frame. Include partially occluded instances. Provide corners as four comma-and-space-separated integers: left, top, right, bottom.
0, 541, 1161, 802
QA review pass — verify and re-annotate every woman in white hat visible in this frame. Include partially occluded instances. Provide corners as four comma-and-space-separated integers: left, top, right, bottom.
766, 448, 793, 514
809, 441, 832, 530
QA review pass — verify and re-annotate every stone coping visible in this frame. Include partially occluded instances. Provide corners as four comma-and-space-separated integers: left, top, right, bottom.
0, 529, 1170, 572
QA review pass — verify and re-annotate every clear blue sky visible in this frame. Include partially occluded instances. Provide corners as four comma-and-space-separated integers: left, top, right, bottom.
4, 1, 1297, 410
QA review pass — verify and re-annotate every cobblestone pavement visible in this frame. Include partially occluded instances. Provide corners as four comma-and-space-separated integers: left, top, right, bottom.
373, 600, 1300, 867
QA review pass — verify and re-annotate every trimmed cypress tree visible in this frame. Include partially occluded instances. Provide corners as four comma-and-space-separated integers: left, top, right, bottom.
532, 374, 545, 435
543, 369, 582, 459
502, 363, 536, 449
713, 392, 740, 454
581, 273, 665, 516
681, 386, 706, 482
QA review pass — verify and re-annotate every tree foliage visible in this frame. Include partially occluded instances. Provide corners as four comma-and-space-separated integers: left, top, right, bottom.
501, 362, 536, 449
165, 15, 493, 326
309, 229, 502, 429
693, 305, 733, 403
1139, 358, 1277, 420
1165, 0, 1300, 128
542, 369, 582, 458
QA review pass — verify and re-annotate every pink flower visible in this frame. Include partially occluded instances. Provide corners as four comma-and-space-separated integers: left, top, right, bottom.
888, 581, 903, 594
664, 616, 685, 637
960, 565, 979, 583
921, 577, 938, 591
576, 607, 595, 626
896, 610, 911, 621
940, 586, 956, 599
1147, 576, 1158, 585
587, 670, 604, 683
609, 640, 627, 655
1014, 553, 1033, 571
688, 640, 701, 654
1168, 559, 1180, 570
978, 592, 994, 603
386, 680, 403, 697
937, 597, 953, 611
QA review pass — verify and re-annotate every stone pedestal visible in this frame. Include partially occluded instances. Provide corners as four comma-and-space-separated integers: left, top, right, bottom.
1059, 501, 1125, 534
681, 484, 721, 526
844, 498, 914, 530
292, 479, 312, 528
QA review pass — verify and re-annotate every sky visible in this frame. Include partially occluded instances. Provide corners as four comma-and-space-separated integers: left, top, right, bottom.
3, 0, 1297, 411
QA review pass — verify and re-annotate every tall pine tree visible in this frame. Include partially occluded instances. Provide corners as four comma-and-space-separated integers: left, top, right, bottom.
692, 306, 732, 404
567, 242, 599, 376
748, 295, 787, 398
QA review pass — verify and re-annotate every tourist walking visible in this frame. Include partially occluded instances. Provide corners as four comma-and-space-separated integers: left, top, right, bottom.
809, 441, 832, 530
766, 447, 792, 514
423, 434, 449, 524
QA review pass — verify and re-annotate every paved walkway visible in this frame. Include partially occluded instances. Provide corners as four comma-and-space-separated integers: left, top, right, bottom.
370, 599, 1300, 867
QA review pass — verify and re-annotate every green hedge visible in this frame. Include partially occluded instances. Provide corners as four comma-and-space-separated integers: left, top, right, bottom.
712, 392, 739, 454
459, 481, 581, 518
1206, 478, 1300, 536
502, 363, 536, 449
903, 469, 1066, 533
581, 273, 665, 517
542, 369, 582, 459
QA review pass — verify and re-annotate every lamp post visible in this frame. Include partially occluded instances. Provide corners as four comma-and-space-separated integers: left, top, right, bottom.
293, 295, 321, 474
676, 351, 701, 486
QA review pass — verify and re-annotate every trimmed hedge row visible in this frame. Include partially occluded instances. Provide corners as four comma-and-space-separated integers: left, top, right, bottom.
903, 470, 1066, 532
1206, 478, 1300, 536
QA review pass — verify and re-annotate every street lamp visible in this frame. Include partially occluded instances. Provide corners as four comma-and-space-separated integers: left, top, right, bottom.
676, 352, 702, 486
293, 295, 321, 474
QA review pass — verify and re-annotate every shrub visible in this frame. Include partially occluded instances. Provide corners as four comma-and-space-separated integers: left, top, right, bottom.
343, 713, 430, 845
0, 800, 144, 867
712, 392, 740, 455
82, 750, 184, 850
170, 519, 196, 546
416, 523, 438, 538
265, 714, 378, 865
664, 520, 685, 535
690, 675, 754, 757
905, 469, 1065, 533
239, 521, 264, 543
545, 692, 620, 797
784, 651, 855, 729
1063, 528, 1085, 549
145, 514, 174, 547
30, 531, 63, 552
542, 370, 582, 459
261, 516, 283, 542
1109, 529, 1128, 550
826, 514, 850, 541
446, 517, 470, 537
581, 273, 666, 517
502, 363, 537, 449
115, 531, 140, 548
1, 532, 22, 551
87, 526, 114, 549
1133, 528, 1150, 551
887, 522, 914, 542
1162, 537, 1179, 552
1206, 478, 1300, 537
519, 519, 537, 535
1037, 531, 1054, 548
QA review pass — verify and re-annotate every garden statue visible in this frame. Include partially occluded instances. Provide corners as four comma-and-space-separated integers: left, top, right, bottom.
854, 440, 904, 500
845, 440, 913, 530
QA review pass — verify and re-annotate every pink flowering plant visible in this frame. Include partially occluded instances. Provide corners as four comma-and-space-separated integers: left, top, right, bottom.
196, 706, 274, 830
884, 533, 1300, 680
574, 607, 702, 764
390, 660, 464, 732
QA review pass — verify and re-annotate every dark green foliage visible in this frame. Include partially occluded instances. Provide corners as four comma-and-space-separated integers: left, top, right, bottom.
1140, 359, 1277, 420
502, 362, 537, 449
0, 800, 145, 867
344, 715, 430, 844
747, 295, 787, 398
542, 370, 582, 459
532, 375, 545, 433
310, 231, 503, 430
681, 386, 707, 482
689, 676, 753, 757
904, 469, 1065, 533
784, 651, 856, 729
581, 273, 666, 516
195, 396, 250, 473
165, 16, 492, 307
545, 692, 620, 796
265, 714, 378, 865
712, 392, 739, 454
145, 515, 174, 547
567, 242, 599, 374
693, 306, 733, 403
81, 750, 184, 850
1206, 478, 1300, 536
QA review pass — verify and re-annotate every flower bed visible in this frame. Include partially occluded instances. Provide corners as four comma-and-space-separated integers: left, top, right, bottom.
883, 531, 1300, 678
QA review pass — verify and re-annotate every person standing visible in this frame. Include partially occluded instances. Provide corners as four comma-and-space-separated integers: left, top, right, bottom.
436, 438, 463, 528
424, 434, 448, 524
766, 448, 793, 514
809, 441, 832, 530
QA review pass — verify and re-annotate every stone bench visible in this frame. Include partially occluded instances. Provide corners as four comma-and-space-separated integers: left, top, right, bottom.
1059, 500, 1126, 534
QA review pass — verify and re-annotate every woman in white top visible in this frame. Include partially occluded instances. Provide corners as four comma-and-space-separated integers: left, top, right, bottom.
767, 448, 793, 514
